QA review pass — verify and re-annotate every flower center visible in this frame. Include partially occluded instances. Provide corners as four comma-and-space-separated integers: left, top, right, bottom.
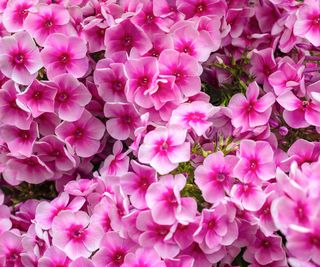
59, 53, 70, 64
249, 160, 257, 170
123, 36, 132, 47
146, 14, 154, 23
207, 219, 216, 229
262, 240, 270, 248
14, 53, 25, 64
310, 235, 320, 247
113, 81, 123, 91
216, 172, 226, 181
161, 141, 169, 151
33, 91, 42, 99
74, 128, 84, 138
7, 252, 19, 262
112, 251, 125, 264
301, 100, 309, 110
196, 4, 205, 13
44, 20, 53, 28
57, 92, 68, 102
19, 131, 30, 140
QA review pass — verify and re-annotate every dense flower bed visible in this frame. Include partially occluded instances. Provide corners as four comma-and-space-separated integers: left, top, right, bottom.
0, 0, 320, 266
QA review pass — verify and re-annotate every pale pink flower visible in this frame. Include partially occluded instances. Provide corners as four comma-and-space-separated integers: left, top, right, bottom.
122, 248, 166, 267
41, 33, 89, 79
34, 135, 76, 172
64, 179, 97, 196
92, 231, 136, 267
146, 174, 197, 225
2, 0, 38, 32
193, 203, 238, 251
0, 80, 32, 130
55, 110, 105, 158
35, 192, 85, 230
24, 4, 72, 45
70, 257, 94, 267
100, 141, 130, 176
104, 19, 152, 56
244, 231, 286, 265
158, 49, 202, 97
136, 210, 180, 259
3, 155, 53, 185
0, 231, 23, 267
52, 73, 91, 122
0, 206, 12, 235
121, 160, 157, 209
169, 101, 219, 136
124, 56, 159, 108
294, 0, 320, 46
51, 210, 104, 260
16, 79, 57, 118
228, 82, 275, 131
104, 102, 142, 140
94, 59, 127, 102
38, 246, 71, 267
0, 31, 42, 85
195, 151, 238, 203
230, 182, 266, 211
138, 125, 190, 175
233, 140, 276, 183
0, 121, 38, 157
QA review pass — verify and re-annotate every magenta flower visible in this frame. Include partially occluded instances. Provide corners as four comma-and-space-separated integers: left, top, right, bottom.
176, 0, 226, 19
169, 101, 219, 136
230, 182, 266, 211
94, 59, 127, 102
52, 74, 91, 122
158, 49, 202, 97
244, 231, 286, 265
146, 174, 197, 225
38, 246, 71, 267
24, 4, 72, 45
294, 1, 320, 46
195, 151, 238, 203
104, 102, 141, 140
121, 160, 157, 209
138, 126, 190, 175
3, 155, 53, 185
122, 248, 165, 267
136, 210, 180, 259
228, 82, 275, 131
92, 231, 136, 267
193, 203, 238, 251
0, 121, 38, 157
0, 231, 23, 267
0, 31, 42, 85
34, 135, 76, 172
55, 110, 105, 158
41, 33, 89, 79
35, 192, 85, 230
2, 0, 38, 32
124, 57, 159, 108
83, 19, 107, 53
250, 48, 276, 87
104, 19, 152, 56
17, 79, 56, 118
268, 59, 304, 96
233, 140, 276, 182
172, 24, 216, 62
51, 210, 104, 260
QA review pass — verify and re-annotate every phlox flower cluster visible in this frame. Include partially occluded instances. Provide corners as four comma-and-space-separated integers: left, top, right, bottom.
1, 0, 320, 266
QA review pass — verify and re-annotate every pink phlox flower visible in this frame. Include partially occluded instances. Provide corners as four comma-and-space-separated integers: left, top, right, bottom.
38, 246, 71, 267
55, 110, 105, 158
16, 79, 57, 118
233, 139, 276, 183
146, 174, 197, 225
158, 49, 203, 97
136, 210, 179, 259
228, 82, 275, 131
100, 141, 130, 176
41, 33, 89, 79
124, 56, 159, 108
64, 178, 98, 196
138, 125, 190, 175
24, 3, 73, 45
104, 102, 142, 140
0, 231, 23, 267
51, 210, 104, 260
169, 100, 219, 136
35, 192, 85, 230
0, 121, 38, 157
94, 59, 127, 102
0, 31, 42, 85
120, 160, 157, 209
195, 151, 238, 203
92, 231, 136, 267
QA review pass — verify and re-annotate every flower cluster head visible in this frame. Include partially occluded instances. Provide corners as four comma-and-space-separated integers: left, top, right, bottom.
1, 0, 320, 266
